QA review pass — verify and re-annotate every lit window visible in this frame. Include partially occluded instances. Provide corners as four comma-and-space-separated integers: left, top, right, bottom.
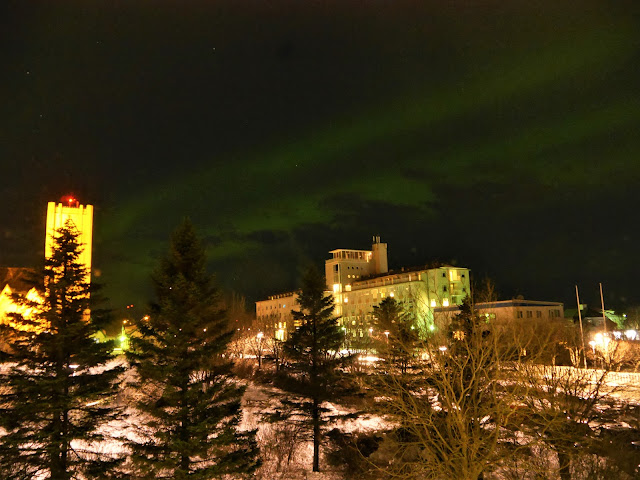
443, 299, 449, 307
430, 300, 437, 307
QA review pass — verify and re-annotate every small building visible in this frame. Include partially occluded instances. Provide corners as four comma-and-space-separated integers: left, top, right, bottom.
434, 298, 564, 326
0, 267, 43, 342
255, 291, 299, 341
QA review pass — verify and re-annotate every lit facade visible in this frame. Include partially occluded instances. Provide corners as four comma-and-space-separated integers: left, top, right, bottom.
1, 199, 95, 342
336, 265, 470, 340
256, 238, 471, 342
255, 291, 299, 341
46, 197, 93, 281
0, 267, 43, 333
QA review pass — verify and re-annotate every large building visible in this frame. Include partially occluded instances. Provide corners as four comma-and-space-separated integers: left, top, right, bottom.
46, 196, 94, 281
1, 197, 94, 332
256, 238, 471, 341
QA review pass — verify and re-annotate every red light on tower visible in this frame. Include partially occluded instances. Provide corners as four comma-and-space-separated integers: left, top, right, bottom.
60, 195, 79, 207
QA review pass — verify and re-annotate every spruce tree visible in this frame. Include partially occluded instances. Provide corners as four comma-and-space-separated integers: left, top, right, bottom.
127, 219, 258, 479
372, 297, 417, 374
0, 221, 123, 480
277, 266, 348, 472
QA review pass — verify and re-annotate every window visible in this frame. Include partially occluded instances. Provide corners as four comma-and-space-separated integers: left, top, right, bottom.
536, 311, 542, 318
443, 285, 447, 292
517, 311, 523, 318
442, 272, 446, 278
526, 311, 533, 318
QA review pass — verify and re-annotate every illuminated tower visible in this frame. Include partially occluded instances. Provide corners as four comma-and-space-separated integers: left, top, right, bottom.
45, 196, 94, 281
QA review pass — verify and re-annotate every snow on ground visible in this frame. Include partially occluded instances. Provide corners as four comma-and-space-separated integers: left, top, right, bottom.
240, 381, 390, 479
2, 361, 640, 479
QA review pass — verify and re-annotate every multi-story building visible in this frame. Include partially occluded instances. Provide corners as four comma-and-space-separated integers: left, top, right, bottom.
46, 196, 93, 281
256, 237, 471, 341
434, 299, 564, 325
255, 291, 299, 341
1, 197, 94, 334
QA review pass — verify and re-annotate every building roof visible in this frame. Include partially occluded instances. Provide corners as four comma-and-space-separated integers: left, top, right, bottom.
434, 299, 563, 313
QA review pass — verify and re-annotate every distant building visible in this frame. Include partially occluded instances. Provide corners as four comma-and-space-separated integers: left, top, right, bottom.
434, 299, 564, 325
46, 196, 93, 281
0, 267, 42, 333
256, 237, 471, 341
255, 291, 299, 341
1, 197, 94, 335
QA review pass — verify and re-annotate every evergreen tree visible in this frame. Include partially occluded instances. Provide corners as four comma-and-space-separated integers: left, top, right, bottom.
276, 266, 348, 473
372, 297, 417, 374
0, 221, 123, 480
127, 219, 258, 479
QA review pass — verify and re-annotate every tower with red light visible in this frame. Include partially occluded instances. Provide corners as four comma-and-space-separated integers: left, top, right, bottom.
45, 196, 94, 281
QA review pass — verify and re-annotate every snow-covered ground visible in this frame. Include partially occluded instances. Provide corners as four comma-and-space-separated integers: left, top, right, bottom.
2, 361, 640, 479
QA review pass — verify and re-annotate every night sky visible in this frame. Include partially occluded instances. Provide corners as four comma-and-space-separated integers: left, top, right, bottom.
2, 0, 639, 316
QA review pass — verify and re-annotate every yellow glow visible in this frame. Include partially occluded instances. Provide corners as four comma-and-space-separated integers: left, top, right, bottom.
389, 292, 394, 297
430, 299, 436, 307
0, 285, 46, 333
443, 299, 449, 307
333, 283, 341, 293
45, 202, 93, 284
